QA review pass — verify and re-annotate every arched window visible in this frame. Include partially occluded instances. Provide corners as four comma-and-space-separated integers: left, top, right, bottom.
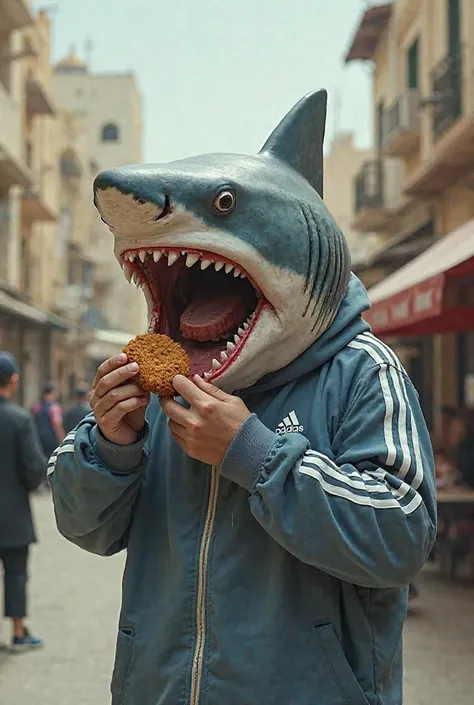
101, 122, 120, 142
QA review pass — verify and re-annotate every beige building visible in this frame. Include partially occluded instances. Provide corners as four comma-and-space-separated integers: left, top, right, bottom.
0, 6, 146, 405
53, 51, 146, 366
345, 0, 474, 429
323, 132, 379, 264
0, 3, 68, 406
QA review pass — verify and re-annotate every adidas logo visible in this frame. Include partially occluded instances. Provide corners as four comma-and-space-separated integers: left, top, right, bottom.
276, 411, 304, 435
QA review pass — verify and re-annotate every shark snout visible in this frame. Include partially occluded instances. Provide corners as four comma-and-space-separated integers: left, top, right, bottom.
94, 167, 170, 229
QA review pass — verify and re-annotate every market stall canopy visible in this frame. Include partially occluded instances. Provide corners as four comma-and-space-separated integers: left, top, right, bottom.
0, 289, 69, 330
86, 329, 135, 361
366, 218, 474, 336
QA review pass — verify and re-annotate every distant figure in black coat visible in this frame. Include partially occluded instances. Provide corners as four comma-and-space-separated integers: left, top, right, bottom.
0, 352, 45, 651
63, 385, 91, 434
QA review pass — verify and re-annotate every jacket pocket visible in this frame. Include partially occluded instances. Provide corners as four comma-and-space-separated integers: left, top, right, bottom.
314, 624, 369, 705
111, 626, 135, 705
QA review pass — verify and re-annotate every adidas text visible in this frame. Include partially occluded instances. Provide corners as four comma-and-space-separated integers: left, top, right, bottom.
276, 425, 304, 435
276, 411, 304, 434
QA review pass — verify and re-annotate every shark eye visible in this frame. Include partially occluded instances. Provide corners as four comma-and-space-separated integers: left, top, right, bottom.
213, 189, 235, 214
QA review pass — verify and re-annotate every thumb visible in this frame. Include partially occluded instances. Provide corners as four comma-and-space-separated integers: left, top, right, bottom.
193, 374, 230, 401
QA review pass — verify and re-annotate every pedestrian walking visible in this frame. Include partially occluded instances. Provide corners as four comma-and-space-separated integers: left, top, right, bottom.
32, 381, 65, 458
0, 352, 46, 651
63, 384, 91, 434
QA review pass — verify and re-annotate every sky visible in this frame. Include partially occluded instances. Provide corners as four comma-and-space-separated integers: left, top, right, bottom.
34, 0, 375, 163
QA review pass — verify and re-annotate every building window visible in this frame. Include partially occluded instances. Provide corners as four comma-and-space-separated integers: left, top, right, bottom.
407, 37, 419, 90
82, 261, 94, 290
25, 140, 33, 168
448, 0, 461, 57
101, 122, 120, 142
58, 206, 72, 259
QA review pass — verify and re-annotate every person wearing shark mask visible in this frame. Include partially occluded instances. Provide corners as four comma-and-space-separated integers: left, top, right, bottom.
49, 90, 436, 705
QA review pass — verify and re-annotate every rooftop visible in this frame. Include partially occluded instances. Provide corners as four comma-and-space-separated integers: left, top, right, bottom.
55, 47, 87, 73
344, 3, 392, 63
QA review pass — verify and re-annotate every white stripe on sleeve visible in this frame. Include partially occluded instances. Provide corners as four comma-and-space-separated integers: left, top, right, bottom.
356, 333, 424, 490
47, 431, 77, 476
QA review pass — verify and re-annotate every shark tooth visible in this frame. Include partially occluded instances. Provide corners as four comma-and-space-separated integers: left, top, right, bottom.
186, 253, 199, 268
127, 252, 136, 262
227, 341, 236, 354
214, 261, 224, 271
153, 250, 162, 262
139, 250, 147, 263
234, 334, 240, 345
240, 272, 247, 278
225, 263, 234, 274
238, 327, 245, 336
122, 265, 132, 282
243, 321, 249, 330
204, 371, 213, 379
220, 351, 228, 362
233, 268, 241, 278
211, 358, 222, 370
131, 272, 140, 286
201, 259, 212, 270
167, 252, 179, 266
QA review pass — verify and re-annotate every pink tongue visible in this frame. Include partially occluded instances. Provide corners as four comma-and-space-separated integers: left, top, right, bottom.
180, 293, 248, 342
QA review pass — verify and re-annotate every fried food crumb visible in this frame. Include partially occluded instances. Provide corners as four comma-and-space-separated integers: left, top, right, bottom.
123, 334, 190, 397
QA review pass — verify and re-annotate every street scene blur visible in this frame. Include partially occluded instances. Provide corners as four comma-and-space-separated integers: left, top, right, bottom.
1, 0, 474, 703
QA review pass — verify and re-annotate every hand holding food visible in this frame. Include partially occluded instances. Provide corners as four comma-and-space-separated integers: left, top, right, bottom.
122, 333, 190, 397
90, 353, 150, 445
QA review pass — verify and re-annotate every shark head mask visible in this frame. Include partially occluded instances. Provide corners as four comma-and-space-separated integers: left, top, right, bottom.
93, 90, 351, 392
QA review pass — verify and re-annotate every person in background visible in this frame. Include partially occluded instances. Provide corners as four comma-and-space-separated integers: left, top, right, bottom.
433, 404, 457, 455
0, 352, 46, 651
454, 410, 474, 489
32, 382, 65, 459
64, 385, 91, 434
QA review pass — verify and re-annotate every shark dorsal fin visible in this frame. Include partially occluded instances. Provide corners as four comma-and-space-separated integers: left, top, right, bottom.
259, 89, 327, 198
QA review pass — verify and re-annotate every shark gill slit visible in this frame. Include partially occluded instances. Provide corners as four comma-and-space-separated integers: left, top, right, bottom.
301, 203, 316, 300
312, 219, 351, 333
309, 217, 339, 333
300, 203, 320, 318
308, 212, 332, 326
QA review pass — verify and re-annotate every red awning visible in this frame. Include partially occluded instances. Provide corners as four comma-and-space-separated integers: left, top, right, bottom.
366, 218, 474, 335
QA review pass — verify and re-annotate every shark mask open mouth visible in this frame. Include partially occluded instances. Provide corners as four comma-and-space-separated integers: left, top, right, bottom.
93, 90, 351, 392
121, 246, 264, 380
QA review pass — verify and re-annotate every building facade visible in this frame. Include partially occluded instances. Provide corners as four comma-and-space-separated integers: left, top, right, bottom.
53, 52, 146, 347
0, 6, 146, 405
345, 0, 474, 430
323, 132, 380, 265
0, 3, 66, 407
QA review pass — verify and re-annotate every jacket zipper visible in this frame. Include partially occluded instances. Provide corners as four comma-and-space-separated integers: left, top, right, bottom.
189, 465, 220, 705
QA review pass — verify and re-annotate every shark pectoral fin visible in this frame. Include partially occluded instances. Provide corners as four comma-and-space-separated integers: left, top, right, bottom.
259, 88, 327, 199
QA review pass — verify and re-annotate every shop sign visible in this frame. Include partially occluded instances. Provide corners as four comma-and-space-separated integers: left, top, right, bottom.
365, 273, 444, 333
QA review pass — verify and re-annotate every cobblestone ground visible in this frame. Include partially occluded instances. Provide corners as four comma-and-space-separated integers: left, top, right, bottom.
1, 494, 473, 704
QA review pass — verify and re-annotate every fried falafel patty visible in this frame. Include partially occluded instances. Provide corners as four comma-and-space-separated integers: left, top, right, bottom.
123, 333, 190, 397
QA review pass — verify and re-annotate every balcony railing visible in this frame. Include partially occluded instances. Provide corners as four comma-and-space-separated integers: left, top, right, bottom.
352, 158, 404, 234
355, 160, 384, 213
25, 77, 56, 117
383, 91, 421, 157
431, 52, 462, 141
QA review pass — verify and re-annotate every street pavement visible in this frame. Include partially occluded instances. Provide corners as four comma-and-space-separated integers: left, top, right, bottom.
1, 494, 474, 704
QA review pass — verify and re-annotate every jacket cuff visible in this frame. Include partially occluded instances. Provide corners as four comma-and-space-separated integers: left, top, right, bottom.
93, 423, 149, 474
220, 414, 278, 492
